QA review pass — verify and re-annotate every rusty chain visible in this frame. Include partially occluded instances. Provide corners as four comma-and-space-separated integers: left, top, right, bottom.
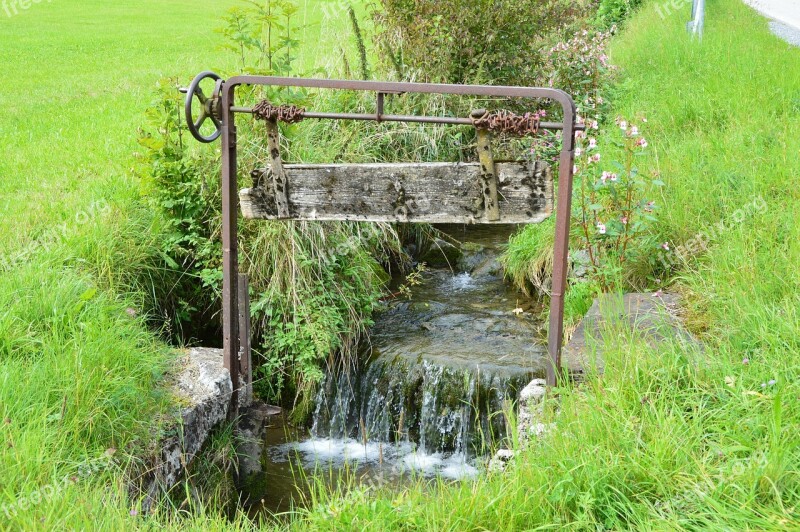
252, 100, 306, 123
470, 109, 541, 136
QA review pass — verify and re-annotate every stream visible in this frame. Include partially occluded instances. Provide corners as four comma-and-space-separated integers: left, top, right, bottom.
241, 225, 548, 515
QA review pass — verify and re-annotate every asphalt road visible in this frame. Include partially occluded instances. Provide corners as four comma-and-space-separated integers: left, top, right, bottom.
744, 0, 800, 46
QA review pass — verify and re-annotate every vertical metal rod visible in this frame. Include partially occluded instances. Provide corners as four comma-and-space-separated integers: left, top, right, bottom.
238, 274, 252, 406
547, 130, 576, 387
221, 83, 241, 414
376, 92, 385, 121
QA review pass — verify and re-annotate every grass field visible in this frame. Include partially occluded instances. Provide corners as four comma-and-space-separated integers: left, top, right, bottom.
0, 0, 363, 528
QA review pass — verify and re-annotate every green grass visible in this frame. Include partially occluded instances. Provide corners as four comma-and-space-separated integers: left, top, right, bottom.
0, 0, 365, 528
278, 0, 800, 529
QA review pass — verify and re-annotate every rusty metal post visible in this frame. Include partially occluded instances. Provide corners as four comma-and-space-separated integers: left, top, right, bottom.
221, 82, 240, 414
546, 113, 577, 388
237, 274, 252, 406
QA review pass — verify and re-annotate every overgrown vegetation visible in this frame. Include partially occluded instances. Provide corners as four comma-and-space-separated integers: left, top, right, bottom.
138, 1, 410, 418
375, 0, 594, 85
595, 0, 644, 28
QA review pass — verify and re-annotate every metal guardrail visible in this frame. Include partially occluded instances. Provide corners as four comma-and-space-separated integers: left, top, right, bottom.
688, 0, 705, 39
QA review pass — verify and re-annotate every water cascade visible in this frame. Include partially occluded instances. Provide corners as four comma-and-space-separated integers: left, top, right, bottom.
249, 225, 548, 512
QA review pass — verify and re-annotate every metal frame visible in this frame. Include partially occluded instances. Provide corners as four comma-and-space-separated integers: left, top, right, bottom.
193, 75, 578, 411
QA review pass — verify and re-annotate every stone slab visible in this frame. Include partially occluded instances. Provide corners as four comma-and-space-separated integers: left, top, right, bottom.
135, 348, 232, 512
563, 292, 699, 379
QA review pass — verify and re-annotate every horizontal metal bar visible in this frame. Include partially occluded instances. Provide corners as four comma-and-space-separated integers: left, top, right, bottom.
229, 107, 583, 132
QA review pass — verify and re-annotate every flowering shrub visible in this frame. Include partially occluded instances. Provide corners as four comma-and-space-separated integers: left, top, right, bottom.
542, 28, 616, 123
572, 116, 663, 290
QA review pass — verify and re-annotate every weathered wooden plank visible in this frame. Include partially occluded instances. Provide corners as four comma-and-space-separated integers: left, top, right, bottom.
240, 161, 552, 224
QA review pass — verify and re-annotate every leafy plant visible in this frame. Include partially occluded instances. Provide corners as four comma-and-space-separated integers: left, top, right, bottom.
594, 0, 644, 29
216, 0, 304, 76
572, 116, 661, 291
396, 263, 427, 300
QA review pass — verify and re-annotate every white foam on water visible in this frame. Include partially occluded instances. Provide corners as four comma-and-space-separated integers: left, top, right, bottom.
291, 438, 383, 465
450, 272, 476, 291
401, 451, 443, 471
275, 438, 480, 480
439, 456, 479, 480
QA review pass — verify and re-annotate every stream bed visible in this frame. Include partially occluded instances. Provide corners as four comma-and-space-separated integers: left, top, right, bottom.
242, 225, 548, 515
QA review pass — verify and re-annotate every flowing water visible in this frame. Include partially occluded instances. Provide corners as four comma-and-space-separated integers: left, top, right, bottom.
244, 225, 548, 514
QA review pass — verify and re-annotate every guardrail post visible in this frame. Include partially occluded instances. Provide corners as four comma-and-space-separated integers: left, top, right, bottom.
687, 0, 705, 39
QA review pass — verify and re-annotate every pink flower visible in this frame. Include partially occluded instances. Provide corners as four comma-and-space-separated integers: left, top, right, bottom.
621, 216, 628, 224
575, 147, 583, 157
590, 120, 599, 130
661, 242, 670, 251
629, 126, 639, 136
575, 130, 586, 140
573, 164, 579, 174
619, 120, 628, 131
637, 138, 648, 148
653, 289, 663, 298
597, 223, 607, 234
589, 153, 600, 164
601, 171, 612, 183
588, 138, 597, 149
742, 358, 750, 365
609, 173, 618, 182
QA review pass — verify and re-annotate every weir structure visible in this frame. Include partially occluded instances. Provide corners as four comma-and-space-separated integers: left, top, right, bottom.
182, 72, 581, 414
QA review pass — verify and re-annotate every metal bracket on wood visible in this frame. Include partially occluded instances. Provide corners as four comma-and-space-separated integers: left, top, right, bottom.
265, 119, 291, 218
472, 109, 501, 222
376, 90, 404, 123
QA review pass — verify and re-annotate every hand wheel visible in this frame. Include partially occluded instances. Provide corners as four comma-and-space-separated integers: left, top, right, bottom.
183, 71, 222, 143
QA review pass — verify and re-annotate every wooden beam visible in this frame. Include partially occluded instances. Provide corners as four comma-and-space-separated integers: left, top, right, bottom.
240, 161, 552, 224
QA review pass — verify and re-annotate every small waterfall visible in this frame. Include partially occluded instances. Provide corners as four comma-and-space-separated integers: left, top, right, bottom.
311, 355, 531, 455
270, 224, 548, 482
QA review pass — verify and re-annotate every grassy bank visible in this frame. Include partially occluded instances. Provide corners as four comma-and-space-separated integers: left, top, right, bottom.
0, 0, 363, 527
282, 0, 800, 528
